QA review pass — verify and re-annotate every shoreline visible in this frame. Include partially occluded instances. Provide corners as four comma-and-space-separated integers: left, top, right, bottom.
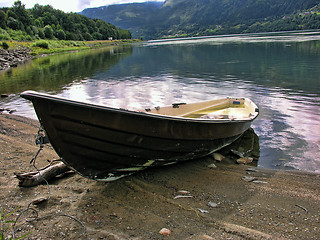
0, 39, 141, 72
0, 113, 319, 239
0, 47, 34, 71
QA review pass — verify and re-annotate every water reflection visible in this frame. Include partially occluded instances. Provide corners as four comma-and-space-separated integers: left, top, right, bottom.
0, 45, 134, 94
1, 33, 320, 173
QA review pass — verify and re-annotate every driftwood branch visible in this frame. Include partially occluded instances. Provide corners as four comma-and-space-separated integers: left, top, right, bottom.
15, 162, 72, 187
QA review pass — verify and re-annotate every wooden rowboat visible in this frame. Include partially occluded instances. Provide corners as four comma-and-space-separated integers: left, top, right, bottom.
21, 90, 259, 181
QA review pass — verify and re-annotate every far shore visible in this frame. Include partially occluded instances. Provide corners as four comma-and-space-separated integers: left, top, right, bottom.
0, 113, 319, 239
0, 39, 141, 72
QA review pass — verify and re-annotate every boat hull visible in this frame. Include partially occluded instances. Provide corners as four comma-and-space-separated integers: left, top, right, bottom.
21, 91, 256, 181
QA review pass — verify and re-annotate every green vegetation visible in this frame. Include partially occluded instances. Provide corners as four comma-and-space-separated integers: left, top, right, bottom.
1, 207, 30, 240
32, 40, 49, 49
1, 39, 140, 55
1, 41, 9, 49
0, 1, 132, 41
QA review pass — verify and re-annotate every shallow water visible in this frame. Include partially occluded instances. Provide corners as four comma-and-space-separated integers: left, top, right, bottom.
1, 31, 320, 173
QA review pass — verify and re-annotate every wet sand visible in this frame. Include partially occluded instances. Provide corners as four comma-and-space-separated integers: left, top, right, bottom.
0, 113, 319, 239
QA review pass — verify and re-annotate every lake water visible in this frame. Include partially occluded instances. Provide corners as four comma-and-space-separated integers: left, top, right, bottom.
1, 31, 320, 173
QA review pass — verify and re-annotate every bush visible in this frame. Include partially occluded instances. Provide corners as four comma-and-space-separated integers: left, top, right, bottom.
0, 28, 10, 40
38, 28, 45, 39
6, 29, 29, 41
32, 40, 49, 49
55, 29, 66, 40
7, 16, 19, 30
0, 34, 10, 40
1, 41, 9, 49
43, 25, 54, 39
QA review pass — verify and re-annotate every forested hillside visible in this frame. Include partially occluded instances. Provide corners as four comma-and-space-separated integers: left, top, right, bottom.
81, 2, 162, 39
81, 0, 320, 39
0, 1, 131, 41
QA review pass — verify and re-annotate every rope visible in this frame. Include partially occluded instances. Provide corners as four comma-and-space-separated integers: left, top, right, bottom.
11, 125, 86, 238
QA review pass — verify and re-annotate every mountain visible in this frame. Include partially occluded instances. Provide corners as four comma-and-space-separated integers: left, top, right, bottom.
80, 2, 162, 38
80, 0, 320, 39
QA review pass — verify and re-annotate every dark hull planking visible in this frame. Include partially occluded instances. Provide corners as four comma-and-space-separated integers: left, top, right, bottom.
21, 91, 254, 181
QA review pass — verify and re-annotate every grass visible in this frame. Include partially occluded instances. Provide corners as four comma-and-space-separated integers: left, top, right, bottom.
0, 208, 31, 240
1, 39, 141, 55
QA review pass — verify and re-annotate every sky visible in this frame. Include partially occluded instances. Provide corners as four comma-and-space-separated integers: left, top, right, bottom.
0, 0, 165, 13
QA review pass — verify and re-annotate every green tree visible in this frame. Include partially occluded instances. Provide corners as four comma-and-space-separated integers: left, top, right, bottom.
0, 1, 132, 41
92, 32, 103, 40
34, 18, 43, 28
43, 25, 54, 39
38, 28, 45, 39
11, 0, 33, 30
0, 10, 7, 29
43, 12, 58, 26
83, 32, 93, 40
32, 25, 39, 36
26, 26, 33, 36
55, 29, 66, 40
7, 17, 19, 30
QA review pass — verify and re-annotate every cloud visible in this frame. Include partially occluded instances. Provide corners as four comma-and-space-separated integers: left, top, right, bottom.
78, 0, 92, 10
0, 0, 165, 13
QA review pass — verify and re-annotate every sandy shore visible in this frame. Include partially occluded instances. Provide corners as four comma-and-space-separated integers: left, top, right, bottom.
0, 113, 319, 239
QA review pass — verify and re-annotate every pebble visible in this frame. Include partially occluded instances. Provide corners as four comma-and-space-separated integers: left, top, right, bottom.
198, 208, 209, 213
200, 235, 214, 240
0, 108, 16, 114
231, 149, 245, 158
159, 228, 171, 236
177, 190, 190, 194
208, 201, 219, 208
252, 180, 268, 184
246, 167, 259, 172
207, 163, 217, 169
241, 176, 257, 182
212, 152, 224, 161
174, 195, 193, 199
237, 157, 253, 164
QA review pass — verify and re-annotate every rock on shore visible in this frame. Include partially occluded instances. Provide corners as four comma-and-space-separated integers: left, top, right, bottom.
0, 48, 33, 71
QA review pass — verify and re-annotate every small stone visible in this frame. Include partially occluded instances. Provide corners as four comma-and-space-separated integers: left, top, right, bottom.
173, 195, 193, 199
198, 208, 209, 213
241, 176, 257, 182
200, 235, 214, 240
208, 201, 219, 208
177, 190, 190, 194
237, 157, 253, 164
159, 228, 171, 236
212, 152, 224, 161
246, 167, 259, 172
231, 149, 245, 158
252, 180, 268, 184
208, 163, 217, 169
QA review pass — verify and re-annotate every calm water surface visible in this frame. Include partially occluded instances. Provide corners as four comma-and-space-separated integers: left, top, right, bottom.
1, 32, 320, 173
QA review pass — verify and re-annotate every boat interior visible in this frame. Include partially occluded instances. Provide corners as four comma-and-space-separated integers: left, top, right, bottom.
143, 97, 259, 120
